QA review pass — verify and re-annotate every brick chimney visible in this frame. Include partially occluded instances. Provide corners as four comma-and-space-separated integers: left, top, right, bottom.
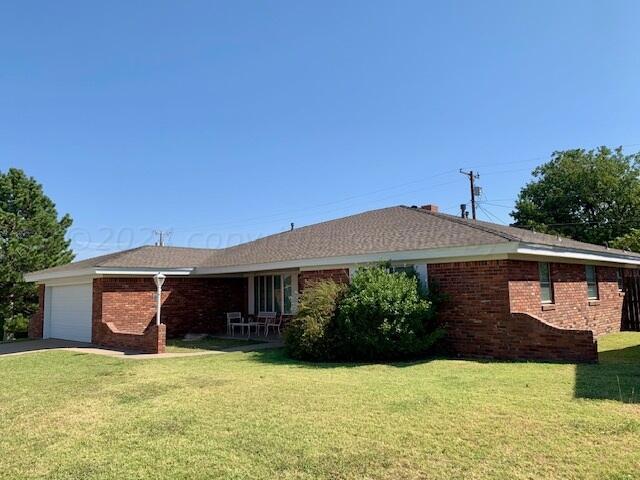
421, 204, 438, 212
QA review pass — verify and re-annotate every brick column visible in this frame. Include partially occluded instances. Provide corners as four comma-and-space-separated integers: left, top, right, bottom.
28, 285, 45, 339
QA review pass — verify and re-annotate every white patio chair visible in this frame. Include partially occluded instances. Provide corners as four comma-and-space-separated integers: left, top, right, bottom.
226, 312, 245, 336
255, 312, 276, 336
264, 313, 283, 337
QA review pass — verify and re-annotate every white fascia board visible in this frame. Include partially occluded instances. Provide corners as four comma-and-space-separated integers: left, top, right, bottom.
24, 268, 97, 283
94, 267, 194, 276
24, 267, 194, 283
195, 241, 640, 275
515, 244, 640, 266
193, 243, 518, 275
39, 275, 96, 287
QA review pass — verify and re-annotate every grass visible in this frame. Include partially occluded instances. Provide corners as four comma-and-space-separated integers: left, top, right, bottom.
0, 333, 639, 479
166, 336, 265, 353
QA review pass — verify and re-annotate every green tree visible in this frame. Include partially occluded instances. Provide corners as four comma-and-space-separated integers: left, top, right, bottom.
0, 168, 74, 332
512, 147, 640, 245
612, 229, 640, 253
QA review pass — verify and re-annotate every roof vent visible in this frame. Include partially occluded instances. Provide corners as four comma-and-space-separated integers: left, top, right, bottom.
421, 204, 439, 213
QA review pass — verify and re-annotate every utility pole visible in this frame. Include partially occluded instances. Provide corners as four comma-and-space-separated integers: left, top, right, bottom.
459, 169, 480, 220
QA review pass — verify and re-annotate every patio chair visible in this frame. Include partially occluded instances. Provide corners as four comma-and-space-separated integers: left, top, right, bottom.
264, 313, 283, 337
226, 312, 246, 336
255, 311, 277, 336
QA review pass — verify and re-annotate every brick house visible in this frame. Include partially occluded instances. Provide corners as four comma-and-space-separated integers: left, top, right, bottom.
25, 205, 640, 361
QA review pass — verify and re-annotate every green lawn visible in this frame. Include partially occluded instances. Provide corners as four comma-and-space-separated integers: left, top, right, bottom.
0, 334, 639, 480
166, 336, 265, 353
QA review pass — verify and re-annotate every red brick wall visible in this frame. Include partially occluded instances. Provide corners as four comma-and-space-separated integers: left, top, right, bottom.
299, 269, 350, 291
92, 277, 246, 347
427, 259, 626, 361
28, 284, 45, 339
508, 262, 624, 337
507, 313, 597, 362
428, 260, 512, 358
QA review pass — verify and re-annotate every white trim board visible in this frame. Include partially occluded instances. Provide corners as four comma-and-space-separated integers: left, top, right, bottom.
25, 267, 194, 283
24, 242, 640, 282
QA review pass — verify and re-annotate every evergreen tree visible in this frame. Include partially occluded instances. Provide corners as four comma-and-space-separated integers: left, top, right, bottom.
0, 168, 74, 331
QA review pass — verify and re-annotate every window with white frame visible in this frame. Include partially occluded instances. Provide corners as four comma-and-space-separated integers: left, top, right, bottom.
585, 265, 599, 300
252, 273, 295, 315
538, 262, 553, 303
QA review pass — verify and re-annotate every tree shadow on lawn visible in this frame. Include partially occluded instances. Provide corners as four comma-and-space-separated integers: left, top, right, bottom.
574, 344, 640, 403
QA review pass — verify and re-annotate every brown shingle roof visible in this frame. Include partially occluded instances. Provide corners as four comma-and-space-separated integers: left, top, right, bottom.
199, 206, 640, 267
27, 205, 640, 276
26, 246, 214, 276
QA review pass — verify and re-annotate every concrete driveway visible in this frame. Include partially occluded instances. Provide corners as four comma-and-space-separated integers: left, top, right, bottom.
0, 339, 100, 357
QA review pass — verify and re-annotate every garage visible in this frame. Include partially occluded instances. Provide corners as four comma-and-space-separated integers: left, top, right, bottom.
46, 284, 93, 342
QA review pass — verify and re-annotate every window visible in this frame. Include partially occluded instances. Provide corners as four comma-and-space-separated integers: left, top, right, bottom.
253, 273, 295, 315
585, 265, 598, 300
389, 264, 428, 293
538, 262, 553, 303
617, 268, 624, 292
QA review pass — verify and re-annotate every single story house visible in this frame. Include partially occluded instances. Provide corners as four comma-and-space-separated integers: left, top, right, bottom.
25, 204, 640, 361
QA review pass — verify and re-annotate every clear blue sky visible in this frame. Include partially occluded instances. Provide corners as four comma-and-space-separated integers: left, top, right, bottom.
2, 1, 639, 259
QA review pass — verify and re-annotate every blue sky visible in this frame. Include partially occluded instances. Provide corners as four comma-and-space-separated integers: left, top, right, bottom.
2, 1, 639, 259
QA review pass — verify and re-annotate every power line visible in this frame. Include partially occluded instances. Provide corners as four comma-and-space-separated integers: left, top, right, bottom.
170, 175, 463, 233
477, 204, 508, 225
168, 169, 461, 232
158, 143, 640, 235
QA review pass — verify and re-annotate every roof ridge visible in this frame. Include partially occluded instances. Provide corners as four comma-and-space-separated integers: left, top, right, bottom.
142, 245, 218, 252
205, 205, 403, 256
403, 206, 520, 242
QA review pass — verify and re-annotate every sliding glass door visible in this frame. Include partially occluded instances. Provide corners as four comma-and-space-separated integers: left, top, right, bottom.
253, 273, 295, 315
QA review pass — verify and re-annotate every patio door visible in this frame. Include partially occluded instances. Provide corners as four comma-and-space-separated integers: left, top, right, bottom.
251, 273, 296, 315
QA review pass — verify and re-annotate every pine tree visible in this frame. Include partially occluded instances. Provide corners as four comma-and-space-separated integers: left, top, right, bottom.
0, 168, 74, 331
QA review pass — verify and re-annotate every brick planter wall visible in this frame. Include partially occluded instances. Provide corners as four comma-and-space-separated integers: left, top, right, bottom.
507, 313, 597, 362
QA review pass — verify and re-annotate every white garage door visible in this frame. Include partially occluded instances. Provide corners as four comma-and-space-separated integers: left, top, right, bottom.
48, 284, 93, 342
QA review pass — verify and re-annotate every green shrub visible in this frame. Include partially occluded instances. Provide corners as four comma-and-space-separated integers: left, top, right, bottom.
334, 267, 441, 361
3, 314, 29, 340
285, 266, 443, 362
285, 280, 347, 361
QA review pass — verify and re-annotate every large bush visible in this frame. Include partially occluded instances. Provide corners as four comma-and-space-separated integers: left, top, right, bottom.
284, 280, 347, 361
334, 267, 440, 360
285, 266, 442, 361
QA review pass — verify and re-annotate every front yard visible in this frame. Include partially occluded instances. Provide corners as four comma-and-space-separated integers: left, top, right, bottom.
0, 333, 638, 479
